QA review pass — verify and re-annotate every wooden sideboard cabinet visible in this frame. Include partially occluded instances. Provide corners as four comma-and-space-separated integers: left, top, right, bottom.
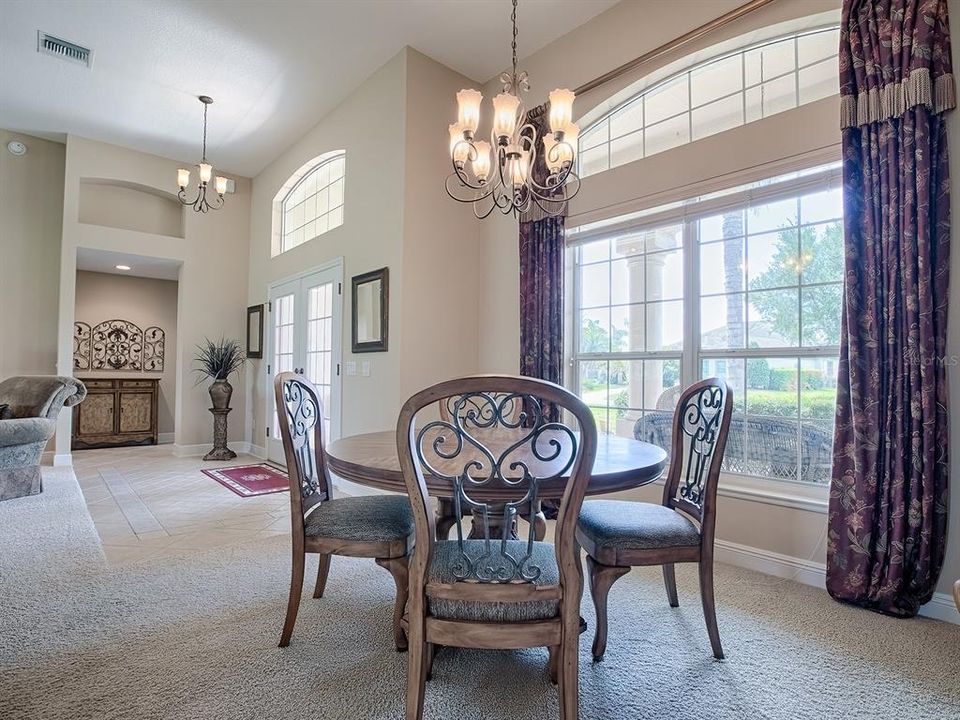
72, 378, 159, 450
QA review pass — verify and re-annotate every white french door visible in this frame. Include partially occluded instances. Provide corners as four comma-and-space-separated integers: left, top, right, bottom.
266, 262, 343, 464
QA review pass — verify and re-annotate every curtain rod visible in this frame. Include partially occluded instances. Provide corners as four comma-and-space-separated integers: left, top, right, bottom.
574, 0, 780, 97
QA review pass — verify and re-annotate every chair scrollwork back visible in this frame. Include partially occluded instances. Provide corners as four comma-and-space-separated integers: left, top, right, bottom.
399, 376, 598, 591
662, 378, 733, 526
274, 373, 330, 522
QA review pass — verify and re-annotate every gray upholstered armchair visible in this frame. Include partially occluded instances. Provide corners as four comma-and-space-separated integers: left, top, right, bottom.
0, 376, 86, 501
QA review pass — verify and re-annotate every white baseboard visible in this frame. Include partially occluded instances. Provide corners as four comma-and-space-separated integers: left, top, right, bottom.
158, 432, 174, 445
53, 453, 73, 467
172, 441, 253, 458
248, 444, 266, 459
715, 539, 958, 624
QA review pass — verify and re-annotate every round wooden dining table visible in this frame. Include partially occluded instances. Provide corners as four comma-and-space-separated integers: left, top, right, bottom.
326, 429, 668, 537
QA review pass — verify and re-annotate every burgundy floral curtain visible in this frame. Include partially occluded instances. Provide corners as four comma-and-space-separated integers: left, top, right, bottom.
828, 0, 955, 617
519, 103, 565, 421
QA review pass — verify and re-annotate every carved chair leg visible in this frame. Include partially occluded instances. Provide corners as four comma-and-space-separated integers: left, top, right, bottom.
698, 558, 724, 659
662, 563, 679, 607
313, 553, 332, 599
405, 621, 428, 720
557, 611, 580, 720
279, 548, 305, 648
376, 556, 410, 652
547, 645, 559, 685
586, 555, 630, 662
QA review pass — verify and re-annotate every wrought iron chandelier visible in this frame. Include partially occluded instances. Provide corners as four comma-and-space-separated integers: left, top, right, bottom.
445, 0, 580, 219
177, 95, 227, 213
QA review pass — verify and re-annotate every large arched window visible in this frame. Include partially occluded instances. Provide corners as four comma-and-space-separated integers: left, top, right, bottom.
276, 151, 345, 255
578, 26, 840, 178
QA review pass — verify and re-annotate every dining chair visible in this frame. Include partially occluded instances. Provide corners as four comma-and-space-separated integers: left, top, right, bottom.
274, 371, 415, 650
398, 375, 598, 720
436, 393, 547, 541
576, 378, 732, 661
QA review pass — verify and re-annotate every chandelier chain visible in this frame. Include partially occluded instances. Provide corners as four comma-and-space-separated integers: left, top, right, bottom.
201, 101, 208, 163
511, 0, 518, 80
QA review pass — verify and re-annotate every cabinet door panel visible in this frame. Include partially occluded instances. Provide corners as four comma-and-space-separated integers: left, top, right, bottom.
119, 392, 152, 433
78, 393, 115, 435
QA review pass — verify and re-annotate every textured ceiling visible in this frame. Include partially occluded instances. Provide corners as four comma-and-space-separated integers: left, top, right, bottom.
0, 0, 617, 177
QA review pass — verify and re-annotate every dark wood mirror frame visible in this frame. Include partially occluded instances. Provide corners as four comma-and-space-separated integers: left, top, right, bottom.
351, 267, 388, 353
246, 304, 264, 359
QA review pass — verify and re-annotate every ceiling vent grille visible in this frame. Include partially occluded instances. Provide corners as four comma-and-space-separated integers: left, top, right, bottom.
37, 32, 92, 68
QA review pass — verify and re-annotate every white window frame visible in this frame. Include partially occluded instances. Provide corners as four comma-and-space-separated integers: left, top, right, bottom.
568, 164, 842, 501
278, 152, 346, 255
578, 24, 841, 178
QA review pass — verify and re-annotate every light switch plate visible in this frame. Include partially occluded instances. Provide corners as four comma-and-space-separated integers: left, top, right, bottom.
361, 361, 371, 377
345, 361, 357, 376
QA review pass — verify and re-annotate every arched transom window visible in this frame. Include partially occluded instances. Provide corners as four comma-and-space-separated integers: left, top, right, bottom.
279, 152, 345, 254
579, 26, 840, 178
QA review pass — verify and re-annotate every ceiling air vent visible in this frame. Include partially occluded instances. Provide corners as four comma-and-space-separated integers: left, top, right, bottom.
37, 32, 93, 68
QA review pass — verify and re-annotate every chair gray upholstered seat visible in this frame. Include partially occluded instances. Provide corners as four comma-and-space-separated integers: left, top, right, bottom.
578, 500, 700, 552
428, 540, 560, 623
304, 495, 414, 542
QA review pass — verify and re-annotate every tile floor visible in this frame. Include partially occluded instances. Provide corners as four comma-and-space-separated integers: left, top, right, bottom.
72, 445, 292, 565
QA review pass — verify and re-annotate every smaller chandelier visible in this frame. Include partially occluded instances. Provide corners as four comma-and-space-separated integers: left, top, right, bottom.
177, 95, 227, 213
445, 0, 580, 219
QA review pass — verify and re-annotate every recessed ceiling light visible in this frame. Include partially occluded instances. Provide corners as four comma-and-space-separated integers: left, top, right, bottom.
7, 140, 27, 156
115, 264, 131, 271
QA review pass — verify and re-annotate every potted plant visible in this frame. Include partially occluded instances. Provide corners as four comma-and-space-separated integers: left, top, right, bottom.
193, 337, 245, 410
194, 338, 245, 461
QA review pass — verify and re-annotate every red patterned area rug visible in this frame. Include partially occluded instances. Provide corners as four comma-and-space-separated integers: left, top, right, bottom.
201, 464, 289, 498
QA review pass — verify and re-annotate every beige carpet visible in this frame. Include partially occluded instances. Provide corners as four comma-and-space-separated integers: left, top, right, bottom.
1, 468, 958, 720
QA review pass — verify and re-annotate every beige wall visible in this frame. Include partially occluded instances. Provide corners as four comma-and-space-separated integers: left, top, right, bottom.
55, 135, 251, 455
399, 49, 481, 398
78, 180, 184, 238
74, 270, 179, 436
247, 48, 481, 449
0, 130, 63, 379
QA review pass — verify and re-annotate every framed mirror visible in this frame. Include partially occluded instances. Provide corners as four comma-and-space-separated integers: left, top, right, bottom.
352, 267, 388, 353
246, 304, 264, 358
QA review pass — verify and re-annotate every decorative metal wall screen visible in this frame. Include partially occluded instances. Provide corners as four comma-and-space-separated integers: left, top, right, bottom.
143, 327, 165, 371
73, 322, 91, 370
92, 320, 143, 370
73, 319, 166, 373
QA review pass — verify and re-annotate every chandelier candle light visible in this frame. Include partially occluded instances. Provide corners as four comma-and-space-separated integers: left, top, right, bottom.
445, 0, 580, 219
178, 95, 228, 213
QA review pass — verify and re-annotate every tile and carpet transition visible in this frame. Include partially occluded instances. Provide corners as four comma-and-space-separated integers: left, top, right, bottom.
1, 466, 958, 719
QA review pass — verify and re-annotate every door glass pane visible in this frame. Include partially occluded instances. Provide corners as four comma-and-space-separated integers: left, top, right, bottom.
306, 281, 335, 426
272, 293, 295, 436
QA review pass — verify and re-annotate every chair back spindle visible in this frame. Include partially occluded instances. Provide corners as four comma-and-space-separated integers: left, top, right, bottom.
274, 373, 330, 531
399, 376, 597, 595
662, 378, 733, 533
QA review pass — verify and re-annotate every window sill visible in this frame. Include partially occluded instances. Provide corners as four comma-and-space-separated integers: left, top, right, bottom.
645, 469, 829, 514
717, 473, 829, 514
